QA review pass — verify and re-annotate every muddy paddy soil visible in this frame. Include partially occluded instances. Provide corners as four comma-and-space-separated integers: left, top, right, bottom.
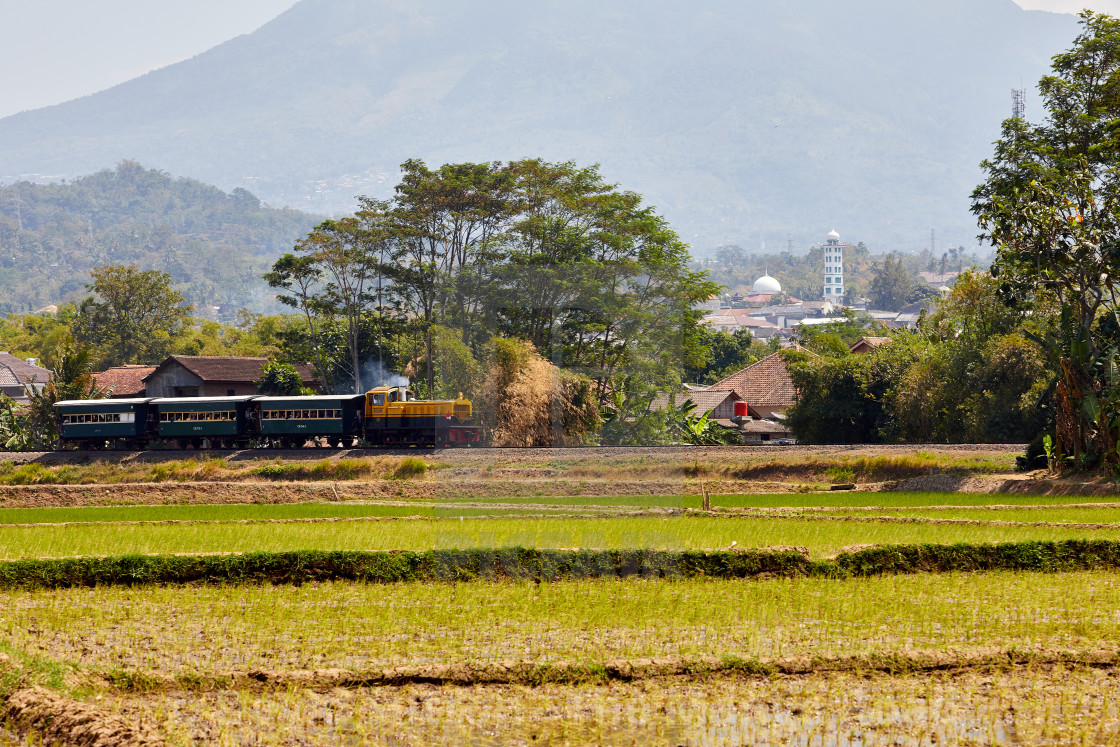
93, 664, 1120, 746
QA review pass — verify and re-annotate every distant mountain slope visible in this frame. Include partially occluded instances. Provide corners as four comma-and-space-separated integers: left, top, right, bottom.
0, 162, 321, 314
0, 0, 1077, 250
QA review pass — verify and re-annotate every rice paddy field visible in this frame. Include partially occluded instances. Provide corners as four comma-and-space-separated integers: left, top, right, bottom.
5, 445, 1120, 745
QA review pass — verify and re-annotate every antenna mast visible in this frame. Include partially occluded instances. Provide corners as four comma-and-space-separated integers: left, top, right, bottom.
1011, 88, 1026, 119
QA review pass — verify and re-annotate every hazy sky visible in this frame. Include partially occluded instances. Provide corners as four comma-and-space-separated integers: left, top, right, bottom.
0, 0, 1117, 120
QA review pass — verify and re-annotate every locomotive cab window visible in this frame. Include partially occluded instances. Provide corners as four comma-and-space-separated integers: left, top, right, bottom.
371, 393, 385, 406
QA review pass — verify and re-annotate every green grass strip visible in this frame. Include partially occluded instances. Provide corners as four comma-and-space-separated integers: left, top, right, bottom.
2, 540, 1120, 589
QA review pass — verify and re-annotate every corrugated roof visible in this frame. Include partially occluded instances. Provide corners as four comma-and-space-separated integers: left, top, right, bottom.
739, 419, 791, 434
143, 356, 315, 384
94, 365, 157, 397
707, 350, 801, 407
754, 304, 807, 316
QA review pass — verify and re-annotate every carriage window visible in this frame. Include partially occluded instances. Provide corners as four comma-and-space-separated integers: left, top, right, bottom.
372, 393, 385, 406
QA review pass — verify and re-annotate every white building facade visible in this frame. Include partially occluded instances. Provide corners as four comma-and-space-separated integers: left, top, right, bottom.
822, 229, 845, 300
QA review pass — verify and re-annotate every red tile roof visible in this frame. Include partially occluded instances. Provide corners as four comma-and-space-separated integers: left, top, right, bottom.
849, 336, 892, 353
94, 365, 157, 397
706, 351, 801, 407
143, 356, 316, 385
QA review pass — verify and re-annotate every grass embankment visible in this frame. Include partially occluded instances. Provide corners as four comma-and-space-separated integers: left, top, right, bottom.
2, 514, 1120, 558
0, 457, 433, 486
2, 448, 1016, 487
2, 540, 1120, 590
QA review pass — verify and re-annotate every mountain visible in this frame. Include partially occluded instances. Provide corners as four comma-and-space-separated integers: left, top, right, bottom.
0, 162, 321, 314
0, 0, 1078, 252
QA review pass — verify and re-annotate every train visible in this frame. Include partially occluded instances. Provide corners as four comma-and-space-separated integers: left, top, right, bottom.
54, 385, 481, 450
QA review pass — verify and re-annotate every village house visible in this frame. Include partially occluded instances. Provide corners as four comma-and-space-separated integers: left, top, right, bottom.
0, 353, 51, 402
849, 336, 891, 354
138, 356, 317, 398
94, 365, 158, 398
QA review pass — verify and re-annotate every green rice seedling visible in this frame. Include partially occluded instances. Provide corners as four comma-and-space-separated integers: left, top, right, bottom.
3, 514, 1120, 558
10, 572, 1120, 679
710, 491, 1120, 509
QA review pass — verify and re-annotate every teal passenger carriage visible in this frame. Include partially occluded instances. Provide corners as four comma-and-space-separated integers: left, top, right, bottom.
56, 398, 155, 449
255, 394, 365, 448
150, 396, 257, 449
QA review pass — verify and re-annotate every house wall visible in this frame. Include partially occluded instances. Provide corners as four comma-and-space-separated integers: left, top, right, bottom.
711, 399, 736, 420
144, 368, 205, 398
202, 382, 257, 397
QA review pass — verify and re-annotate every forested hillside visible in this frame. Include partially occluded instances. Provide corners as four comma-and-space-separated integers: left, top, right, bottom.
0, 162, 320, 315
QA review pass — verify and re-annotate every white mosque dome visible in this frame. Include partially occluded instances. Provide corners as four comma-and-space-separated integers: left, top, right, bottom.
753, 275, 782, 294
827, 229, 841, 240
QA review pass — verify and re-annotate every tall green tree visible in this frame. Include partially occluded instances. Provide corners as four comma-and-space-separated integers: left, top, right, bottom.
72, 263, 193, 366
972, 11, 1120, 466
293, 211, 392, 394
271, 158, 717, 415
868, 254, 913, 311
264, 252, 334, 391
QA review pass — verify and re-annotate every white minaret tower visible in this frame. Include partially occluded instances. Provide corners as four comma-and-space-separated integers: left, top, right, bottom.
823, 229, 845, 300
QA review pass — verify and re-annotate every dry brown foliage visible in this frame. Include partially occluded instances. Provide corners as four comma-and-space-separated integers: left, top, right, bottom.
479, 339, 600, 447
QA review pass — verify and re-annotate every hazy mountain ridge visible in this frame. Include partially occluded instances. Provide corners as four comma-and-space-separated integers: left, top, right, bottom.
0, 0, 1078, 250
0, 162, 321, 315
